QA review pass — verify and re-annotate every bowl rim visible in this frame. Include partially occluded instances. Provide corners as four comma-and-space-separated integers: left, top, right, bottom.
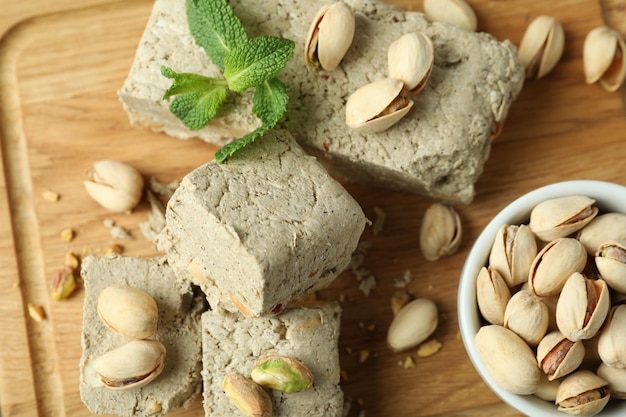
458, 180, 626, 416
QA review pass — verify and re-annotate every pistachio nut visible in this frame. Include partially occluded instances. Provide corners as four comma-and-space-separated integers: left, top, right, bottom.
345, 78, 414, 134
50, 265, 77, 301
595, 240, 626, 293
555, 370, 610, 417
529, 195, 598, 242
583, 26, 626, 92
84, 160, 144, 213
422, 0, 477, 32
556, 273, 610, 342
597, 303, 626, 368
223, 373, 272, 417
537, 330, 585, 381
488, 224, 538, 287
475, 325, 540, 395
387, 32, 434, 95
518, 15, 565, 79
597, 362, 626, 399
305, 1, 355, 71
90, 339, 166, 390
387, 298, 438, 352
251, 356, 313, 392
528, 237, 587, 297
97, 285, 158, 339
476, 266, 511, 326
419, 203, 462, 261
533, 372, 561, 402
578, 212, 626, 255
503, 289, 549, 346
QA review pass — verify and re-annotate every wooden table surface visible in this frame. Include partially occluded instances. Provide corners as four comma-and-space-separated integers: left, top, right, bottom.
1, 1, 625, 416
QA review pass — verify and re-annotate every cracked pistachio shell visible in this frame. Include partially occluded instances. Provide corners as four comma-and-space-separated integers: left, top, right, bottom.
97, 285, 158, 339
578, 213, 626, 255
556, 370, 610, 417
475, 325, 540, 395
84, 160, 144, 213
223, 373, 272, 417
251, 356, 313, 393
556, 273, 610, 342
529, 195, 598, 242
503, 289, 549, 346
528, 238, 587, 297
423, 0, 477, 32
387, 298, 438, 352
90, 339, 166, 390
518, 15, 565, 79
597, 304, 626, 368
419, 203, 462, 261
476, 266, 511, 326
345, 78, 414, 134
583, 26, 626, 92
305, 1, 355, 71
597, 362, 626, 399
489, 224, 538, 287
388, 32, 434, 95
537, 330, 585, 381
595, 240, 626, 293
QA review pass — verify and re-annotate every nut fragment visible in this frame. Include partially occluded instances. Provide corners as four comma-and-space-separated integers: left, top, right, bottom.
416, 339, 443, 357
251, 356, 313, 393
419, 203, 462, 261
90, 339, 166, 390
42, 190, 60, 202
387, 298, 438, 352
304, 1, 355, 71
518, 15, 565, 79
583, 25, 626, 92
27, 303, 46, 322
60, 228, 75, 242
50, 266, 77, 301
391, 289, 412, 315
97, 284, 158, 339
223, 373, 272, 417
387, 32, 434, 95
84, 160, 144, 213
345, 78, 414, 134
422, 0, 477, 32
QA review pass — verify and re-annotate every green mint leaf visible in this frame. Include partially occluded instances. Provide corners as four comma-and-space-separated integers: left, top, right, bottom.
223, 36, 295, 92
161, 65, 226, 99
186, 0, 247, 70
214, 77, 289, 162
169, 88, 227, 131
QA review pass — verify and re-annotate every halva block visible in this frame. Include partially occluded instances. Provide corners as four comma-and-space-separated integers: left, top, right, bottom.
202, 303, 343, 416
79, 255, 203, 417
118, 0, 525, 203
156, 130, 367, 316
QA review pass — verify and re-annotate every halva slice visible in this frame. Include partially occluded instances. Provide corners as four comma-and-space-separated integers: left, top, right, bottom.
156, 129, 367, 317
79, 255, 203, 417
202, 303, 343, 416
118, 0, 525, 204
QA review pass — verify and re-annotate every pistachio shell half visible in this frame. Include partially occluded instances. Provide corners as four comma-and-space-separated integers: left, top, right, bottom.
529, 195, 598, 242
345, 78, 414, 134
423, 0, 477, 32
597, 304, 626, 368
518, 15, 565, 79
556, 370, 610, 417
583, 25, 626, 92
489, 224, 538, 287
388, 32, 434, 95
91, 339, 166, 390
305, 1, 355, 71
97, 284, 159, 339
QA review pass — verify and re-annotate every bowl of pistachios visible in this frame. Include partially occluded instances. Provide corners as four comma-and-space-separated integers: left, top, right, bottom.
458, 180, 626, 417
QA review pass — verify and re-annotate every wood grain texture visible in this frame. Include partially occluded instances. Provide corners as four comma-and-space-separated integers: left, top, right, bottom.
0, 1, 625, 416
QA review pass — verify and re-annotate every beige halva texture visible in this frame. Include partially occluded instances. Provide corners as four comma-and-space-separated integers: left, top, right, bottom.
202, 303, 343, 417
156, 130, 367, 317
79, 255, 204, 417
119, 0, 525, 204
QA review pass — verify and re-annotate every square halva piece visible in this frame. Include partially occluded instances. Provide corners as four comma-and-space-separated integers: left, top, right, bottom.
202, 303, 343, 416
119, 0, 525, 204
156, 129, 367, 316
79, 255, 204, 417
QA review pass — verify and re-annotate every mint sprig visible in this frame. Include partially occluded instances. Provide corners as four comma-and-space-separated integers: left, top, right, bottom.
162, 0, 294, 162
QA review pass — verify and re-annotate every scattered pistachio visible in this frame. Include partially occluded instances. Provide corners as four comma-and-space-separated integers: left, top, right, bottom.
27, 303, 46, 322
51, 266, 77, 301
517, 15, 565, 79
423, 0, 477, 32
583, 25, 626, 92
223, 373, 272, 417
251, 356, 314, 393
419, 203, 462, 261
417, 339, 443, 357
84, 160, 144, 213
42, 190, 60, 202
388, 32, 434, 94
387, 298, 438, 352
305, 1, 355, 71
145, 399, 163, 415
97, 285, 159, 339
60, 228, 75, 242
105, 243, 124, 256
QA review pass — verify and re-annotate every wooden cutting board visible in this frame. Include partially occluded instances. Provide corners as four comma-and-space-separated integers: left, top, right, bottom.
0, 1, 625, 416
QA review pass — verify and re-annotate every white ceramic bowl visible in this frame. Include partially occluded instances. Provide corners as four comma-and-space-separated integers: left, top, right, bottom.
458, 180, 626, 416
